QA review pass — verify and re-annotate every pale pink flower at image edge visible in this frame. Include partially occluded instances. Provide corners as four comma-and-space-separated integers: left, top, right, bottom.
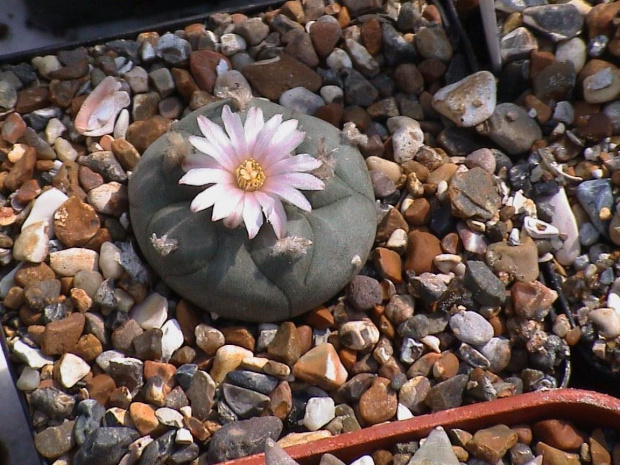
179, 105, 325, 239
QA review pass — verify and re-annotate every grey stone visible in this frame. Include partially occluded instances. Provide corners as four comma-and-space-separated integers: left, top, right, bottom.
225, 370, 279, 394
168, 443, 200, 465
479, 103, 542, 156
576, 179, 613, 237
34, 420, 75, 459
456, 343, 491, 369
346, 275, 382, 311
138, 430, 175, 465
30, 387, 75, 420
222, 383, 270, 418
409, 427, 460, 465
174, 364, 197, 390
0, 80, 17, 111
235, 18, 270, 46
532, 61, 576, 102
265, 438, 299, 465
370, 170, 397, 198
79, 151, 128, 183
381, 23, 416, 66
479, 337, 512, 373
449, 311, 494, 346
129, 98, 376, 322
523, 4, 584, 42
108, 357, 144, 397
464, 260, 506, 306
425, 374, 468, 411
207, 416, 283, 463
343, 68, 379, 107
73, 427, 139, 465
75, 399, 106, 446
149, 68, 176, 98
155, 33, 192, 64
186, 370, 216, 420
500, 27, 538, 63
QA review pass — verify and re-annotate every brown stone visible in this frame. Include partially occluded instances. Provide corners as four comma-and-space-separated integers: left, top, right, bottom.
417, 58, 447, 83
5, 146, 36, 192
486, 234, 539, 283
185, 416, 210, 442
41, 312, 85, 356
15, 179, 41, 205
53, 196, 100, 247
285, 32, 320, 68
293, 343, 348, 390
405, 230, 441, 274
281, 0, 305, 22
310, 21, 342, 58
111, 139, 141, 171
78, 165, 104, 192
448, 167, 501, 220
176, 299, 202, 345
126, 116, 172, 154
466, 425, 518, 463
221, 326, 256, 352
530, 50, 555, 78
590, 428, 612, 465
432, 351, 460, 381
394, 63, 424, 94
402, 160, 430, 182
404, 198, 431, 226
314, 103, 344, 128
53, 160, 87, 200
373, 247, 402, 284
376, 208, 409, 243
171, 68, 199, 100
241, 53, 322, 101
586, 1, 620, 39
358, 377, 397, 425
535, 442, 580, 465
71, 334, 103, 362
49, 58, 89, 80
15, 87, 50, 114
50, 78, 84, 108
532, 419, 584, 451
305, 306, 335, 330
190, 50, 231, 93
268, 321, 303, 366
129, 402, 160, 436
144, 360, 176, 393
361, 17, 382, 55
267, 381, 293, 420
84, 228, 112, 252
15, 262, 55, 287
511, 281, 557, 320
3, 286, 24, 310
1, 112, 27, 143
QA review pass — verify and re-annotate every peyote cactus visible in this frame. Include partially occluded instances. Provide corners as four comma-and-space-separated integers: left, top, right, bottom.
129, 98, 376, 322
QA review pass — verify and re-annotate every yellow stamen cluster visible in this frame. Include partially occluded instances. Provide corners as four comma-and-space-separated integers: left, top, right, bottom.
235, 158, 266, 192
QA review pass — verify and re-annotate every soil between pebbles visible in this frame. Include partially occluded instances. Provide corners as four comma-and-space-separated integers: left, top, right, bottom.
2, 0, 620, 463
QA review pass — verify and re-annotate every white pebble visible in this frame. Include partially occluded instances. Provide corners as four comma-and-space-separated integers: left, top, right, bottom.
131, 292, 168, 330
45, 118, 67, 144
54, 138, 78, 162
50, 248, 99, 276
396, 403, 414, 421
58, 353, 91, 388
16, 366, 40, 391
220, 33, 247, 56
386, 229, 408, 253
302, 397, 336, 431
13, 220, 49, 263
95, 350, 126, 372
326, 48, 352, 71
114, 109, 130, 140
175, 428, 194, 445
155, 407, 184, 428
22, 188, 68, 235
99, 242, 125, 279
161, 319, 184, 362
13, 340, 54, 369
320, 85, 343, 104
350, 456, 375, 465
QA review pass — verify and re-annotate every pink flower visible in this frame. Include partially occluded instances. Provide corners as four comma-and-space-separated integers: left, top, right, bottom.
180, 105, 325, 239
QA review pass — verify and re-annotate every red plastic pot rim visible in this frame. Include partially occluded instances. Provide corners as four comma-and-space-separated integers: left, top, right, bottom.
225, 388, 620, 465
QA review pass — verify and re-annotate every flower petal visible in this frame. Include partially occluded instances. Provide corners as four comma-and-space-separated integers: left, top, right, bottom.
182, 152, 222, 171
255, 191, 287, 239
189, 184, 229, 212
179, 168, 235, 186
188, 135, 236, 171
222, 105, 248, 161
265, 153, 323, 176
251, 113, 283, 162
262, 182, 312, 212
270, 172, 325, 191
244, 106, 264, 152
223, 198, 244, 229
263, 127, 306, 167
242, 192, 264, 239
212, 188, 244, 221
196, 115, 238, 165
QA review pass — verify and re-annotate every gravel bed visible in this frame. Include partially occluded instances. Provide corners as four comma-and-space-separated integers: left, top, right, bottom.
1, 0, 620, 463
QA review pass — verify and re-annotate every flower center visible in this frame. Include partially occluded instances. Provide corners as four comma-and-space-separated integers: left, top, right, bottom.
235, 158, 266, 192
